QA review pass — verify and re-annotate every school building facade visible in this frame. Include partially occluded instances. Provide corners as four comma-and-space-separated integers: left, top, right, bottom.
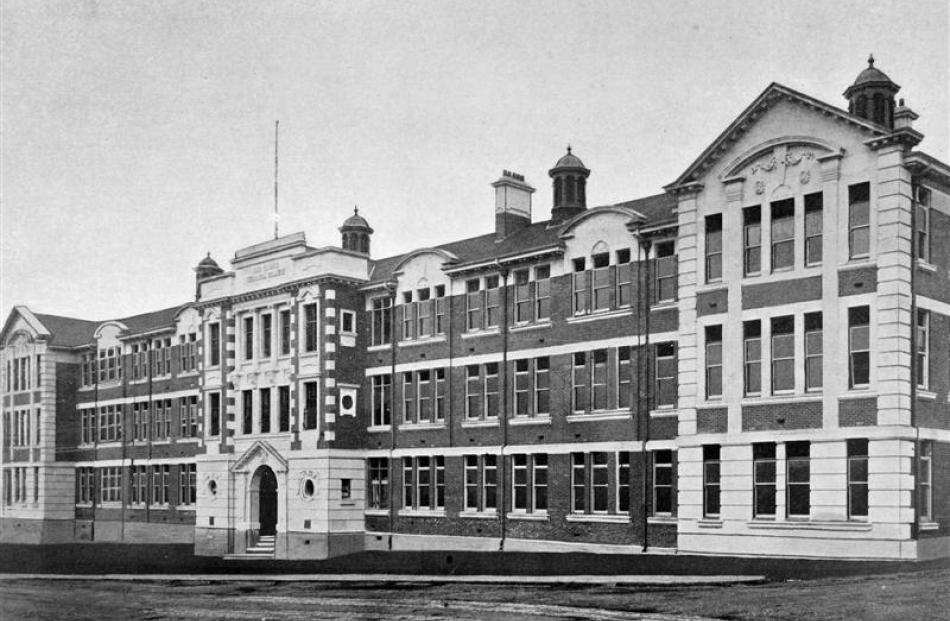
2, 59, 948, 561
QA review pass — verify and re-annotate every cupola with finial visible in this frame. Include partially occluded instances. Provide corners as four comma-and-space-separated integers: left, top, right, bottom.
549, 145, 591, 222
194, 253, 224, 300
844, 55, 900, 129
340, 206, 373, 255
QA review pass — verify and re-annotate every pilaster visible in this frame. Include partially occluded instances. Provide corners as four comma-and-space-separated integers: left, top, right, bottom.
819, 153, 842, 429
722, 177, 744, 434
673, 184, 702, 437
873, 145, 913, 427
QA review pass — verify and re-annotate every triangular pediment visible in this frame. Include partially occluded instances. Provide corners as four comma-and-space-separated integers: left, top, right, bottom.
231, 440, 289, 473
666, 82, 887, 191
1, 306, 50, 346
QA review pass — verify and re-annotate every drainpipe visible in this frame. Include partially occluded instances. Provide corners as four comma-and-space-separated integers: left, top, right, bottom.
385, 280, 398, 550
497, 262, 510, 551
146, 344, 153, 526
639, 237, 653, 553
120, 350, 127, 542
447, 283, 455, 450
909, 174, 921, 540
91, 353, 99, 541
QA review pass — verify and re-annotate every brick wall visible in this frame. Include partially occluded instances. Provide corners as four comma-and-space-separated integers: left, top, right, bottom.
742, 401, 822, 431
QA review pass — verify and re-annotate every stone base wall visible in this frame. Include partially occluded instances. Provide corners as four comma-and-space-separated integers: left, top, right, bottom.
194, 526, 232, 556
0, 517, 73, 544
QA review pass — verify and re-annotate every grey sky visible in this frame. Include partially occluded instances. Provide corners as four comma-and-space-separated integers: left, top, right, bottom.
2, 0, 947, 321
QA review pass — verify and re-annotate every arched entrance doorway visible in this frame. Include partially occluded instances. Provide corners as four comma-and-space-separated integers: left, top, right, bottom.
250, 465, 278, 537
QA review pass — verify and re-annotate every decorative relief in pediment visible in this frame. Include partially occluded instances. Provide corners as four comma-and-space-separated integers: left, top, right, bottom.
748, 144, 820, 196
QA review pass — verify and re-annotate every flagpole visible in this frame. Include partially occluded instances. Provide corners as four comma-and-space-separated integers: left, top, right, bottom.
274, 120, 279, 239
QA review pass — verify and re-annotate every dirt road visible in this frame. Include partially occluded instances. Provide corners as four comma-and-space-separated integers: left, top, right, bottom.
2, 569, 948, 621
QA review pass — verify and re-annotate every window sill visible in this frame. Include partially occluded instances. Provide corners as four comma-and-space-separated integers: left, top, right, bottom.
919, 521, 939, 531
367, 344, 392, 352
461, 328, 501, 340
238, 432, 294, 441
177, 371, 200, 378
839, 390, 875, 400
746, 519, 873, 532
650, 300, 678, 310
770, 266, 795, 275
916, 260, 937, 273
566, 410, 631, 423
398, 509, 446, 518
648, 515, 677, 525
741, 394, 822, 406
364, 509, 389, 517
459, 510, 498, 519
841, 258, 874, 270
399, 422, 446, 431
565, 308, 631, 325
695, 283, 728, 294
649, 408, 679, 418
509, 415, 552, 426
399, 335, 447, 348
509, 321, 552, 333
566, 513, 630, 524
367, 425, 392, 433
507, 511, 548, 521
697, 518, 723, 528
917, 390, 937, 401
461, 419, 499, 428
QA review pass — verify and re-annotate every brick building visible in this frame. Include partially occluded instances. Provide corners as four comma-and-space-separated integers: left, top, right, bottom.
2, 60, 948, 560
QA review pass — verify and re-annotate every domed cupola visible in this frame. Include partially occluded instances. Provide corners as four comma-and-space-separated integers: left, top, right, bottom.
844, 55, 900, 128
195, 253, 223, 280
194, 253, 224, 300
549, 146, 591, 222
340, 206, 373, 255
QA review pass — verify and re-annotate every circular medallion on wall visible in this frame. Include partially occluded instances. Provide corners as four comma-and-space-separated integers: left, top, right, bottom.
299, 471, 318, 501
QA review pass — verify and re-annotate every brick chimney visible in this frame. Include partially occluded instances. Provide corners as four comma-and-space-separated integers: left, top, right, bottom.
492, 170, 534, 240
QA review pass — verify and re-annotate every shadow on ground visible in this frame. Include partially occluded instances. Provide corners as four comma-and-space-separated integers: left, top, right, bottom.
1, 543, 946, 580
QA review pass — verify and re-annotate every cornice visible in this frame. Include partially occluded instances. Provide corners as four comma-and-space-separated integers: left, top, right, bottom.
864, 127, 924, 151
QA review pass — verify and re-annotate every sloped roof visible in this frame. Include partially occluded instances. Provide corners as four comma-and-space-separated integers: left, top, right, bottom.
32, 313, 101, 348
22, 303, 185, 349
609, 192, 677, 227
117, 305, 183, 335
368, 192, 676, 284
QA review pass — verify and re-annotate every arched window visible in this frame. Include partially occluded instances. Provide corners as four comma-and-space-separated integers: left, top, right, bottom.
872, 93, 886, 125
554, 177, 562, 205
855, 95, 868, 118
578, 178, 586, 205
566, 176, 575, 203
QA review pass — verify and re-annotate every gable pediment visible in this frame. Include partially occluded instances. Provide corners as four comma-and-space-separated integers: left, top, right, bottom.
667, 83, 885, 191
231, 440, 289, 474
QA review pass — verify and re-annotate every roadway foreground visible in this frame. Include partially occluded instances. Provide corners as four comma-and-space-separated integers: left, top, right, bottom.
1, 569, 949, 620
